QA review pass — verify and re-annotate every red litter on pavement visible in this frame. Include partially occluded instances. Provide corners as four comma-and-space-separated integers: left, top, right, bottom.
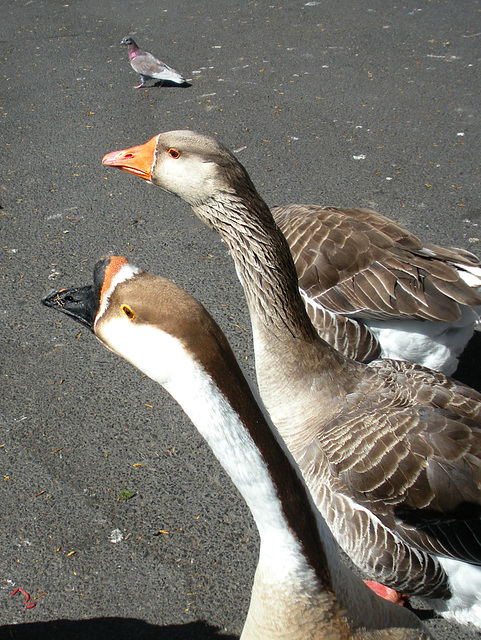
10, 588, 36, 609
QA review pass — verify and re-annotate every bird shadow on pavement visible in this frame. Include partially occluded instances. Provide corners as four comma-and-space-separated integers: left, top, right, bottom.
453, 331, 481, 392
0, 618, 238, 640
152, 79, 192, 88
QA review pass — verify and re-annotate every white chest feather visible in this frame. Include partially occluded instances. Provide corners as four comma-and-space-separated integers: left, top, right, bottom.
99, 319, 310, 567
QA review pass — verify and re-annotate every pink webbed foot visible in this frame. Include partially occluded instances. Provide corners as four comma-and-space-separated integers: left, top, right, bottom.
364, 581, 409, 606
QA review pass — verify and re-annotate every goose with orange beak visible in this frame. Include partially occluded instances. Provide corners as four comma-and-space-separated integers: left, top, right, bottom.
103, 133, 481, 374
102, 131, 481, 627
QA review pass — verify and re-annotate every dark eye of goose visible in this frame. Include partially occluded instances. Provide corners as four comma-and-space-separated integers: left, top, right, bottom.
121, 304, 136, 320
167, 148, 181, 159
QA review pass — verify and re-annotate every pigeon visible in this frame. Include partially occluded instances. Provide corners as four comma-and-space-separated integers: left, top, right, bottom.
120, 36, 186, 89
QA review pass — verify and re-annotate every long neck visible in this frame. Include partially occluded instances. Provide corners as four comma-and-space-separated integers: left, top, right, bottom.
163, 341, 335, 587
159, 340, 358, 631
161, 347, 424, 638
195, 191, 319, 342
193, 189, 357, 425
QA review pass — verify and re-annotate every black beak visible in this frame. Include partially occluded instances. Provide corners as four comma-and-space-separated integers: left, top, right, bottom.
42, 285, 97, 330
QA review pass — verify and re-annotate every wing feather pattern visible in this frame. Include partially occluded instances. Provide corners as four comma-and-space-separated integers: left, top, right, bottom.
314, 359, 481, 569
273, 205, 481, 324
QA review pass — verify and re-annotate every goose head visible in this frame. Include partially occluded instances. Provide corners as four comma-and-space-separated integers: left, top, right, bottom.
102, 130, 260, 210
102, 130, 329, 343
42, 255, 234, 388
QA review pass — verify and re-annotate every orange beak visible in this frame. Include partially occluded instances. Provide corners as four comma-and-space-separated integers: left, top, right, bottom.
102, 135, 158, 181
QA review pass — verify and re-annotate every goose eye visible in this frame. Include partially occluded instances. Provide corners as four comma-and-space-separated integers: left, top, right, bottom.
121, 304, 136, 320
167, 148, 181, 159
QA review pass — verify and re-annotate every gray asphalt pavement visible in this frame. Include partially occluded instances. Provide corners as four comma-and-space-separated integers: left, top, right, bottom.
1, 0, 481, 638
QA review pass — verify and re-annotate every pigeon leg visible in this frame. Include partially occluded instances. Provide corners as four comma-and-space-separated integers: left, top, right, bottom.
134, 75, 149, 89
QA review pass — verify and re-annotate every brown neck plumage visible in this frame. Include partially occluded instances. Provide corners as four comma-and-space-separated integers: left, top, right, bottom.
194, 323, 335, 589
195, 189, 319, 342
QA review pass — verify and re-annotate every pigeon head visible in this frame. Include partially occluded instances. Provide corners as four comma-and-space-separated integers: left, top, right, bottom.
120, 37, 136, 46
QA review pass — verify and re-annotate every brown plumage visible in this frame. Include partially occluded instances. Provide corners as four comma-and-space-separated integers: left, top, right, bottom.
102, 130, 481, 627
273, 205, 481, 369
43, 256, 430, 640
